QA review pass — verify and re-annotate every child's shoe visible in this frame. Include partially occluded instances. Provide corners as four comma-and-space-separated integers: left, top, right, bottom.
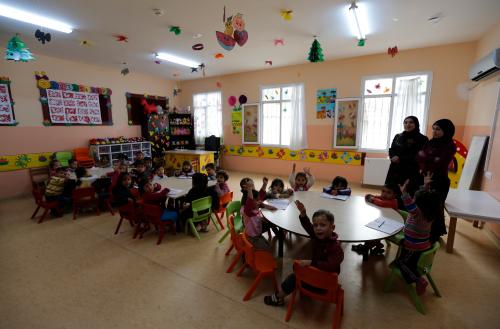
264, 293, 284, 306
416, 277, 428, 295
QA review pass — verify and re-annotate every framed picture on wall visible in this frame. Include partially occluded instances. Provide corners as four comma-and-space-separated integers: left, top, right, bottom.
242, 103, 260, 144
334, 98, 360, 149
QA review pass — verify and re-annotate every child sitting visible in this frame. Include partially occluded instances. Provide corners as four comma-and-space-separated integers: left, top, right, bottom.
152, 165, 166, 184
48, 159, 61, 177
180, 173, 219, 232
177, 160, 195, 177
67, 158, 78, 177
289, 163, 315, 191
241, 177, 277, 251
144, 157, 153, 175
142, 181, 169, 207
107, 161, 128, 188
112, 172, 136, 207
395, 175, 440, 295
205, 163, 217, 181
214, 170, 230, 197
132, 151, 144, 167
266, 178, 294, 199
323, 176, 352, 196
264, 200, 344, 306
131, 160, 149, 191
74, 167, 92, 188
45, 167, 68, 202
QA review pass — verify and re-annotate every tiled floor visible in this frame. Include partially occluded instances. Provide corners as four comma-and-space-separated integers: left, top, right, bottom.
1, 171, 499, 329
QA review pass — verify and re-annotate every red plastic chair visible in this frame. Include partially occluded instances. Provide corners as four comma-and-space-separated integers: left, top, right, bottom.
285, 260, 344, 329
140, 204, 176, 245
114, 201, 140, 235
212, 191, 233, 230
72, 187, 100, 219
74, 147, 95, 168
237, 234, 278, 301
226, 216, 245, 273
31, 188, 61, 223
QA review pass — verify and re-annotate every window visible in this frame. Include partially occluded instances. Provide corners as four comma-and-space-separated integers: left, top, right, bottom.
193, 91, 222, 145
359, 72, 432, 150
260, 84, 307, 149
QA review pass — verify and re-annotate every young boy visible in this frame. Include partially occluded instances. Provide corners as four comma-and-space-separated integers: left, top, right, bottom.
132, 151, 144, 167
205, 163, 216, 181
132, 160, 149, 193
264, 200, 344, 306
67, 158, 78, 176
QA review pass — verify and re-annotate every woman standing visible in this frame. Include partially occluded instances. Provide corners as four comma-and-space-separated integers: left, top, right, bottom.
385, 116, 428, 197
417, 119, 457, 242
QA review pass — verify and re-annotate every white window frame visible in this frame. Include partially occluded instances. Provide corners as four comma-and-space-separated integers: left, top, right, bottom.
259, 83, 303, 147
358, 71, 433, 152
192, 91, 223, 145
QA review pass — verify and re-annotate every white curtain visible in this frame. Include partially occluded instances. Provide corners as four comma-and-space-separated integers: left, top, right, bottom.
360, 97, 392, 149
390, 78, 421, 139
289, 85, 307, 150
193, 92, 222, 145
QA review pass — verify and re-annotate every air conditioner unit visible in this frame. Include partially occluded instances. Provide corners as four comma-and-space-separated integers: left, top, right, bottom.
469, 48, 500, 81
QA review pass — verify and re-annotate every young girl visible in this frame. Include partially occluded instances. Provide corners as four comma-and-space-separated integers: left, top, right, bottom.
241, 177, 277, 251
323, 176, 351, 196
142, 181, 169, 207
289, 163, 315, 191
112, 172, 136, 207
264, 200, 344, 306
177, 160, 195, 177
180, 173, 219, 232
395, 176, 441, 295
132, 151, 145, 167
266, 178, 294, 199
152, 165, 166, 184
48, 159, 61, 177
107, 161, 128, 188
214, 170, 230, 197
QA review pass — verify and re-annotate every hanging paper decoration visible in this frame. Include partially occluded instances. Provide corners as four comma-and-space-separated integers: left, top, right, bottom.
141, 98, 158, 114
35, 71, 50, 89
35, 29, 51, 44
192, 43, 204, 50
265, 60, 273, 66
154, 60, 161, 64
216, 81, 222, 88
388, 46, 398, 57
280, 10, 293, 21
169, 26, 181, 35
216, 7, 248, 51
80, 40, 92, 46
357, 39, 365, 47
214, 53, 224, 59
198, 63, 206, 77
173, 87, 181, 96
307, 38, 324, 63
273, 39, 285, 46
121, 68, 130, 76
4, 34, 35, 62
114, 34, 128, 42
228, 96, 237, 107
191, 67, 198, 73
238, 95, 247, 105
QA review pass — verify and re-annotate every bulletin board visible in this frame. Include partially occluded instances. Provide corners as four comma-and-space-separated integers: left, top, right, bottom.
35, 72, 113, 126
125, 92, 169, 125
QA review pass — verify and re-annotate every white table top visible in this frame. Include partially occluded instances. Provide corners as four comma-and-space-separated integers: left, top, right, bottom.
261, 192, 403, 242
445, 189, 500, 222
156, 177, 216, 199
164, 149, 215, 155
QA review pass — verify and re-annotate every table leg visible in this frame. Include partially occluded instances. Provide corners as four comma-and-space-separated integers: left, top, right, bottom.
446, 216, 458, 253
278, 227, 284, 258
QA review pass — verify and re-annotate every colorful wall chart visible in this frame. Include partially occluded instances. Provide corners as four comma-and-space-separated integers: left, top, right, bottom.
47, 89, 102, 124
0, 152, 54, 172
316, 88, 336, 119
0, 77, 16, 125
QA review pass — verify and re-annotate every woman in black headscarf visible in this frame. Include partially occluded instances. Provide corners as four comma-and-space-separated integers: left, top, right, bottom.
385, 116, 428, 197
417, 119, 457, 242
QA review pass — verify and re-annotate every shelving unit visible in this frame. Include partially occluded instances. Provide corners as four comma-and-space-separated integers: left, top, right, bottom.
91, 141, 151, 163
168, 113, 195, 150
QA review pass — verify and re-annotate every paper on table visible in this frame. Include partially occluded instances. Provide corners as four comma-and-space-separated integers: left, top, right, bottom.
176, 176, 192, 179
365, 217, 404, 235
265, 198, 290, 210
167, 188, 185, 197
320, 192, 349, 201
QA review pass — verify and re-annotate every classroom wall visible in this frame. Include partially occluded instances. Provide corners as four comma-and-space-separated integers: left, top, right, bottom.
179, 42, 476, 182
463, 21, 500, 238
0, 53, 178, 199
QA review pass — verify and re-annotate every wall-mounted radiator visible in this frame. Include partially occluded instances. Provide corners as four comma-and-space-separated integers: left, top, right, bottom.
363, 157, 391, 186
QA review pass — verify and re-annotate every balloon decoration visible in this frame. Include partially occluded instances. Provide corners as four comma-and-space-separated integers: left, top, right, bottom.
308, 38, 324, 63
228, 96, 237, 107
216, 6, 248, 51
4, 34, 35, 62
238, 95, 247, 105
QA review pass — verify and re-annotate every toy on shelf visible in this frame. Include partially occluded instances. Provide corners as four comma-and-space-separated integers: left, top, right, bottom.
89, 136, 145, 145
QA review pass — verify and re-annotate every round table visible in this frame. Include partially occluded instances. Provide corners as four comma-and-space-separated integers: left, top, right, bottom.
261, 191, 404, 257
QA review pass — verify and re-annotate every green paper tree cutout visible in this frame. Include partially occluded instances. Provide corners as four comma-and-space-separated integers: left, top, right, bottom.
5, 34, 35, 62
308, 38, 324, 63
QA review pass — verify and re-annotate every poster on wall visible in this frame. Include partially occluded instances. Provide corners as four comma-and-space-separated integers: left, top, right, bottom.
231, 107, 242, 134
0, 78, 16, 125
46, 89, 102, 124
242, 103, 259, 144
334, 98, 359, 148
316, 88, 336, 119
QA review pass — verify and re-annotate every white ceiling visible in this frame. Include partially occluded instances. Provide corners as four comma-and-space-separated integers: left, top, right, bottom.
0, 0, 499, 81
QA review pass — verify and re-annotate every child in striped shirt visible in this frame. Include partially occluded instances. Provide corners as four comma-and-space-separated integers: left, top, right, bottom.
395, 173, 441, 295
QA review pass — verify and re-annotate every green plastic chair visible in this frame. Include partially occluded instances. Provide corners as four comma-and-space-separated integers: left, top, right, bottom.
385, 210, 408, 250
384, 241, 442, 314
55, 151, 73, 167
218, 201, 242, 243
185, 196, 213, 240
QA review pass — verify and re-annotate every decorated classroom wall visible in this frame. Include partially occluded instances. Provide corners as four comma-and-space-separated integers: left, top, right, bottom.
0, 52, 179, 199
463, 21, 500, 238
179, 41, 477, 182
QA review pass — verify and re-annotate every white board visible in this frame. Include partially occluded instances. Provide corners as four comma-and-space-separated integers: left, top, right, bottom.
458, 135, 489, 190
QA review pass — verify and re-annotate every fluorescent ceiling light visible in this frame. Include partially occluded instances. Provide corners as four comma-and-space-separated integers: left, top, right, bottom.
348, 1, 367, 40
155, 52, 200, 68
0, 3, 73, 33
